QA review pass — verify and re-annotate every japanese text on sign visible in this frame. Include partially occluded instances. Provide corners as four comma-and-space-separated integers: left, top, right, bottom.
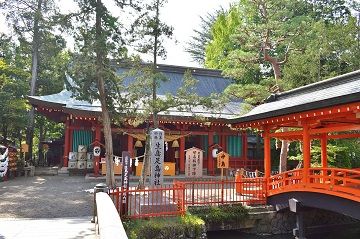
150, 128, 164, 186
217, 151, 229, 169
185, 147, 203, 178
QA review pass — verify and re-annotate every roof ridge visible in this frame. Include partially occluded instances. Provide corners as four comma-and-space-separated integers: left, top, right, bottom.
115, 61, 224, 77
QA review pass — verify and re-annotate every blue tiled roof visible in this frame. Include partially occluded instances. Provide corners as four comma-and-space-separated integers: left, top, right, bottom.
29, 64, 243, 120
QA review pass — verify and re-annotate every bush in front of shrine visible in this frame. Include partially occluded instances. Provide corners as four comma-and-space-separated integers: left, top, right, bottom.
123, 214, 206, 239
187, 203, 249, 224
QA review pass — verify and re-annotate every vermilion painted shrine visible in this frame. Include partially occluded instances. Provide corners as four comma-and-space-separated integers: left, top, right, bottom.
28, 64, 263, 176
28, 65, 360, 186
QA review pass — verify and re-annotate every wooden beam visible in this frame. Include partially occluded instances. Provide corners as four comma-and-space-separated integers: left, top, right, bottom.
263, 127, 271, 179
208, 132, 214, 176
320, 134, 328, 168
303, 124, 311, 184
179, 134, 185, 174
63, 118, 70, 167
310, 124, 360, 134
327, 133, 360, 140
234, 102, 360, 129
269, 130, 303, 138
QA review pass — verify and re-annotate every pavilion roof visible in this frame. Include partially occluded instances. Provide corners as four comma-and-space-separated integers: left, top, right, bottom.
28, 64, 243, 121
230, 69, 360, 125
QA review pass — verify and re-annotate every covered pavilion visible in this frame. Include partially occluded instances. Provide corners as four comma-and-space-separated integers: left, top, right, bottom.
230, 69, 360, 181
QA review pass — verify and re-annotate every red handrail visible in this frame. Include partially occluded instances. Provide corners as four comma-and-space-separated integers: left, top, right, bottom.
268, 168, 360, 202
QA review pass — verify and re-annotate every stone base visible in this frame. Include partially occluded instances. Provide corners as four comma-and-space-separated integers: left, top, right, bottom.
24, 166, 35, 177
58, 167, 69, 175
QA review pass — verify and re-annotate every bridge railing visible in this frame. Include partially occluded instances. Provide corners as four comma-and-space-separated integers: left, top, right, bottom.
268, 168, 360, 201
308, 168, 360, 199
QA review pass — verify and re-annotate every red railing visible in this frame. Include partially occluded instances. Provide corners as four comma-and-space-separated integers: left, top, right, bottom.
108, 184, 186, 219
107, 168, 360, 219
109, 178, 267, 219
268, 168, 360, 202
175, 178, 266, 207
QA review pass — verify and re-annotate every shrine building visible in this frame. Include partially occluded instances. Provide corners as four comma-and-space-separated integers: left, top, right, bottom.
28, 64, 264, 176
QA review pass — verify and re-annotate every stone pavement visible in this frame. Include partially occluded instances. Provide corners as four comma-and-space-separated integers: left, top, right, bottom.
0, 174, 97, 238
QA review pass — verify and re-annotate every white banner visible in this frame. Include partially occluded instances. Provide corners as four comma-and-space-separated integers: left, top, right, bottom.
150, 128, 164, 186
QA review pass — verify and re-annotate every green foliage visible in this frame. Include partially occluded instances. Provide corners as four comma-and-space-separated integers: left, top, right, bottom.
205, 7, 241, 70
0, 57, 29, 141
123, 215, 205, 239
187, 204, 249, 224
288, 138, 360, 168
186, 8, 227, 65
200, 0, 359, 111
130, 0, 173, 60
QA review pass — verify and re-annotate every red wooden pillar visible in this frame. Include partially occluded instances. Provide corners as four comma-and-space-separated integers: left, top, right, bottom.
94, 125, 101, 177
303, 124, 311, 183
222, 135, 227, 152
63, 117, 70, 167
263, 127, 271, 179
242, 131, 248, 161
179, 135, 185, 174
320, 134, 328, 168
127, 135, 134, 157
208, 131, 214, 175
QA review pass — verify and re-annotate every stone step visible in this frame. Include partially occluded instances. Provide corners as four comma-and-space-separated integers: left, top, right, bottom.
34, 166, 58, 176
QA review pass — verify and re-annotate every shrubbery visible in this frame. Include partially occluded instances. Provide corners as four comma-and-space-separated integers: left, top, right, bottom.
123, 204, 249, 238
123, 214, 205, 239
187, 203, 249, 224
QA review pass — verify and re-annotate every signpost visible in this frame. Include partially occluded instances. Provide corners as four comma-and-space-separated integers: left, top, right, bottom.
121, 151, 131, 215
185, 147, 203, 178
150, 128, 164, 186
21, 144, 29, 153
217, 151, 230, 179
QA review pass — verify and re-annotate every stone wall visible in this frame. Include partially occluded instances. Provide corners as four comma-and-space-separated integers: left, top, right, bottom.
247, 207, 359, 235
205, 206, 359, 235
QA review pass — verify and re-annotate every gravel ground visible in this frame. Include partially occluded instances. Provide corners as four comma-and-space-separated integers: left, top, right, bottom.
0, 175, 96, 218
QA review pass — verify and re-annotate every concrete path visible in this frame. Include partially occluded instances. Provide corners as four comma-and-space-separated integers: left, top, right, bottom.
0, 174, 97, 238
0, 217, 95, 239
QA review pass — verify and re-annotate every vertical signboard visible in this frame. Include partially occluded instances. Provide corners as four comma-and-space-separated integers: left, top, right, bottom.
150, 128, 164, 186
121, 151, 131, 215
217, 151, 230, 179
217, 152, 229, 169
185, 147, 203, 178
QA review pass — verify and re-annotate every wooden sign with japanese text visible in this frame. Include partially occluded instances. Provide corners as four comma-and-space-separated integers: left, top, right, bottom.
121, 151, 131, 215
185, 147, 203, 178
217, 151, 229, 169
150, 128, 164, 186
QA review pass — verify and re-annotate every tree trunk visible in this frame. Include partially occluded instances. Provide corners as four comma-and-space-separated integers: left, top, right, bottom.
2, 123, 7, 144
96, 0, 115, 188
267, 55, 289, 173
138, 127, 151, 189
139, 0, 160, 188
26, 0, 42, 161
279, 128, 289, 173
38, 120, 44, 166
